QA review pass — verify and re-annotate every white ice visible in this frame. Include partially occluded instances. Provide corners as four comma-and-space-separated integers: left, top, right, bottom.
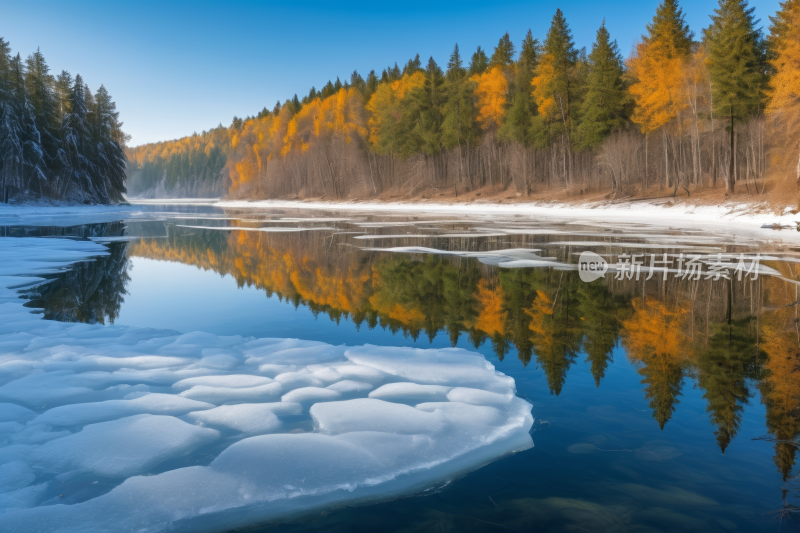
0, 234, 533, 532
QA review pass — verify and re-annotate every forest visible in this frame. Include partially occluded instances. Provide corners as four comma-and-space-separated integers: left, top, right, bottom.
127, 0, 800, 203
0, 39, 128, 204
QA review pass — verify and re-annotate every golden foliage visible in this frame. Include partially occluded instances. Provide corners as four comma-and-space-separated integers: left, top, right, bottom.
767, 0, 800, 116
621, 297, 689, 364
531, 53, 559, 119
627, 41, 688, 133
473, 278, 507, 336
471, 66, 509, 130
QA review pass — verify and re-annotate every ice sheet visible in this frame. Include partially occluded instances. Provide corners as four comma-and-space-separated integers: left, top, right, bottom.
0, 234, 533, 532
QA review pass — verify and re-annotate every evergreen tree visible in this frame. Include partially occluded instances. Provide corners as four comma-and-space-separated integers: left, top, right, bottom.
468, 46, 489, 75
541, 8, 579, 121
416, 56, 445, 155
59, 74, 95, 200
54, 70, 73, 122
349, 70, 365, 93
24, 49, 59, 173
646, 0, 694, 56
291, 93, 302, 114
403, 54, 422, 75
576, 21, 629, 149
442, 44, 478, 185
519, 29, 540, 71
333, 77, 342, 92
704, 0, 764, 193
364, 70, 378, 100
489, 32, 516, 68
0, 50, 26, 201
91, 85, 127, 203
321, 80, 335, 99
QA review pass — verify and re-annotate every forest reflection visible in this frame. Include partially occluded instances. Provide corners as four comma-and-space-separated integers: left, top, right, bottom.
125, 224, 800, 481
17, 222, 131, 325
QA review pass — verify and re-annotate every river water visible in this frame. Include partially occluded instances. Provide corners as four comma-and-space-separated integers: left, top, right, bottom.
5, 201, 800, 532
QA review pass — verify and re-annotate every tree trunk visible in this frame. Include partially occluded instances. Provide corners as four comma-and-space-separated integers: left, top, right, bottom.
663, 129, 669, 189
796, 141, 800, 185
728, 107, 735, 194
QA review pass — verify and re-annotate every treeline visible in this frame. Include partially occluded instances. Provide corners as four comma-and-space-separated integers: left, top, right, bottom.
126, 126, 228, 198
0, 38, 128, 204
127, 0, 800, 201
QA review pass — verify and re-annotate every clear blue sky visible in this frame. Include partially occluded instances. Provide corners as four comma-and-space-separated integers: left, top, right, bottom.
2, 0, 781, 146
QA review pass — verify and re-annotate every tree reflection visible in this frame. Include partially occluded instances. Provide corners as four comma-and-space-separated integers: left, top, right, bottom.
22, 240, 131, 325
128, 227, 798, 457
622, 297, 690, 429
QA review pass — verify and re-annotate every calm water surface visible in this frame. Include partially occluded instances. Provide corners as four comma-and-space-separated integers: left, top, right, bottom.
8, 203, 800, 532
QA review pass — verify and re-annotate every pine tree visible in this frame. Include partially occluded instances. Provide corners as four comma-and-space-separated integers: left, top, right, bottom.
576, 21, 629, 149
24, 49, 59, 175
646, 0, 694, 56
442, 44, 478, 187
321, 80, 335, 99
537, 8, 579, 123
468, 46, 489, 75
532, 9, 579, 184
91, 85, 127, 203
519, 29, 540, 72
499, 32, 538, 147
704, 0, 764, 193
291, 93, 302, 114
416, 56, 445, 155
349, 70, 365, 93
365, 70, 379, 100
59, 74, 95, 200
0, 48, 25, 201
54, 70, 73, 122
489, 32, 516, 68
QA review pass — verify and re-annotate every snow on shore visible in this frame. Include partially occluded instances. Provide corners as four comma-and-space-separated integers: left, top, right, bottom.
0, 236, 533, 532
137, 197, 800, 244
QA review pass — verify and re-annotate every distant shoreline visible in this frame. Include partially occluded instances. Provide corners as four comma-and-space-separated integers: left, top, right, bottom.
123, 196, 800, 245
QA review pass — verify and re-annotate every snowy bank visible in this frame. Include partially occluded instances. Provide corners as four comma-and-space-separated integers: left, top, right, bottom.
207, 198, 800, 244
0, 237, 533, 532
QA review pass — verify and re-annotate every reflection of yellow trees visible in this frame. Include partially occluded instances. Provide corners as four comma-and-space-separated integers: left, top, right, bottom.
474, 279, 507, 337
759, 272, 800, 480
622, 297, 690, 429
527, 281, 583, 396
132, 232, 796, 454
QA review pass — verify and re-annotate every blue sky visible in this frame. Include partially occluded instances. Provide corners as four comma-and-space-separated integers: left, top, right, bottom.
2, 0, 781, 146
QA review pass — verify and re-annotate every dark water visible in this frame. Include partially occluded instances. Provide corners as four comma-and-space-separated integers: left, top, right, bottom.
9, 204, 800, 532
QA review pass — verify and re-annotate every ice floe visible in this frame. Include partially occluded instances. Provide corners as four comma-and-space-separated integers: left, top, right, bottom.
0, 234, 533, 532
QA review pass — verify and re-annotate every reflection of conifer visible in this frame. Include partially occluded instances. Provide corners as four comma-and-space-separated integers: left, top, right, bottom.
529, 273, 583, 395
622, 297, 690, 429
26, 230, 132, 325
578, 280, 626, 387
696, 318, 759, 452
499, 268, 539, 366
